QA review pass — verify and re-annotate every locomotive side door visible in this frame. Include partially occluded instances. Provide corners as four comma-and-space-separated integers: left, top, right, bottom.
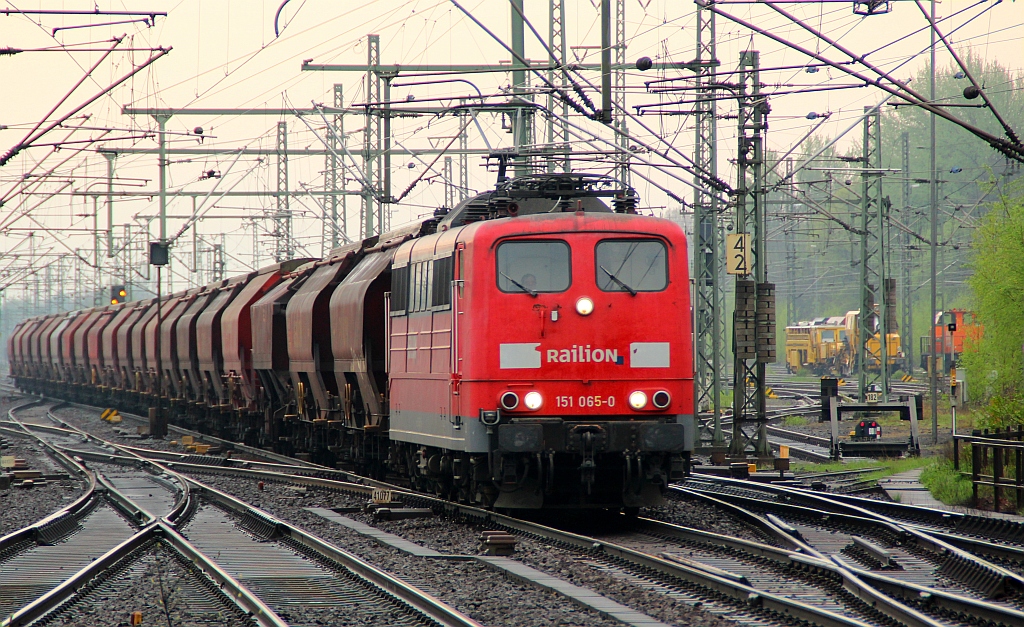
449, 242, 466, 424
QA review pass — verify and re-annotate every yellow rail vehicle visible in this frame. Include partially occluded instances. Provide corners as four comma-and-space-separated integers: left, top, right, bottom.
785, 312, 904, 376
785, 318, 851, 376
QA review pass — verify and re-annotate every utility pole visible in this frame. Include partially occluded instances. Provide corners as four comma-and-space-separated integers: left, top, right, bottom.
547, 0, 569, 173
444, 156, 455, 209
276, 121, 291, 261
365, 34, 382, 237
155, 114, 170, 247
693, 4, 724, 447
459, 119, 469, 201
511, 0, 531, 177
929, 0, 940, 443
600, 0, 612, 124
103, 151, 116, 260
324, 84, 345, 253
900, 132, 914, 375
784, 158, 797, 327
91, 195, 100, 306
614, 0, 629, 186
858, 104, 889, 400
730, 50, 773, 459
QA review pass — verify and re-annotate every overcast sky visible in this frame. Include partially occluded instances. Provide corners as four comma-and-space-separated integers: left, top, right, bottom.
0, 1, 1020, 291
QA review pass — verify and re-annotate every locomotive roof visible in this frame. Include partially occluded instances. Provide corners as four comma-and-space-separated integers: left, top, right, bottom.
439, 173, 636, 229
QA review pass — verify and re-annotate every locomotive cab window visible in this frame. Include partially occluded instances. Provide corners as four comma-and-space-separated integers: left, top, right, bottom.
496, 240, 571, 293
595, 239, 667, 292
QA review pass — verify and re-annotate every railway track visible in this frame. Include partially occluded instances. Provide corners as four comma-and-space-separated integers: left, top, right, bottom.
0, 401, 266, 627
15, 395, 1023, 626
16, 401, 893, 627
679, 476, 1024, 625
3, 403, 481, 627
767, 484, 1024, 570
41, 404, 986, 627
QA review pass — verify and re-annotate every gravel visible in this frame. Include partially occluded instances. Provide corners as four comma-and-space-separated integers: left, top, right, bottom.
0, 434, 83, 536
643, 493, 780, 545
40, 542, 253, 627
188, 471, 735, 627
51, 405, 262, 461
41, 404, 760, 625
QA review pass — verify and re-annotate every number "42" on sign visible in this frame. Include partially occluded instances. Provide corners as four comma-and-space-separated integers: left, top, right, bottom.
726, 233, 751, 275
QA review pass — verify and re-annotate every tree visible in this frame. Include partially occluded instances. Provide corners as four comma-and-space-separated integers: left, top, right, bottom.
963, 178, 1024, 404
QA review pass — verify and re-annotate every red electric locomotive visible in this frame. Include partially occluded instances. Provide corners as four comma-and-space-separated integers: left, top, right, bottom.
9, 174, 694, 511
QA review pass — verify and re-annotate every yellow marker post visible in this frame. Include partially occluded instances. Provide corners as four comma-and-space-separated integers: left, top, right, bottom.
779, 445, 790, 459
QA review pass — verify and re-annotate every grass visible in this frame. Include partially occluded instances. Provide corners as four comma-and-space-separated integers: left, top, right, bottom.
782, 415, 809, 428
920, 460, 973, 507
792, 456, 932, 483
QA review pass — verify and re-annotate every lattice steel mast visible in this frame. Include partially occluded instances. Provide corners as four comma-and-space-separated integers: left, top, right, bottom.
275, 120, 292, 262
693, 5, 725, 446
857, 104, 889, 400
730, 50, 773, 458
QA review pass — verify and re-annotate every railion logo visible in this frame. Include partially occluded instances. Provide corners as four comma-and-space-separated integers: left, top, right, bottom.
546, 345, 623, 364
499, 342, 670, 369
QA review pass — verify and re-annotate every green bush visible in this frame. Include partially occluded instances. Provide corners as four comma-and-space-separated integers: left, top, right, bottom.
921, 460, 973, 507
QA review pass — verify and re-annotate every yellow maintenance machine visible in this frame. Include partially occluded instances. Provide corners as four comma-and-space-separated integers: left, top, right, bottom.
785, 311, 903, 376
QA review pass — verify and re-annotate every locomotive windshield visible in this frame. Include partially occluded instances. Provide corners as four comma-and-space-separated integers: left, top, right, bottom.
496, 240, 571, 293
595, 240, 667, 292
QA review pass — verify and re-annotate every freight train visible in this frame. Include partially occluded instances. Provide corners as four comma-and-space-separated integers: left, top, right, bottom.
7, 174, 695, 511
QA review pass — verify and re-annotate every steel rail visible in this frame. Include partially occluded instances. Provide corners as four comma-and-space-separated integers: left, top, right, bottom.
644, 514, 969, 626
680, 477, 1024, 614
678, 492, 1024, 623
0, 403, 98, 554
3, 406, 287, 627
778, 485, 1024, 563
115, 448, 925, 627
40, 408, 481, 627
41, 405, 194, 526
0, 526, 159, 627
60, 400, 324, 468
71, 443, 886, 627
190, 478, 484, 627
28, 396, 978, 626
154, 521, 287, 627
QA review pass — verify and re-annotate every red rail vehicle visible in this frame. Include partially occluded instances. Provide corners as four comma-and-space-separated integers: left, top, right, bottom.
9, 174, 694, 511
919, 309, 983, 374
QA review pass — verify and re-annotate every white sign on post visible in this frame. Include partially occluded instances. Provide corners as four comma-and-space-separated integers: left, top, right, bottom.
726, 233, 751, 275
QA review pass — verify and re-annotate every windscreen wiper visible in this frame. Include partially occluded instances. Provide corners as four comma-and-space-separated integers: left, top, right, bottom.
500, 271, 537, 296
600, 265, 637, 296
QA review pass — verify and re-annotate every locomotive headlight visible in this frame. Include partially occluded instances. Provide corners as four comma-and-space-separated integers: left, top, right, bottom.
524, 391, 543, 410
500, 391, 520, 411
575, 297, 594, 316
628, 390, 648, 410
652, 390, 671, 409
